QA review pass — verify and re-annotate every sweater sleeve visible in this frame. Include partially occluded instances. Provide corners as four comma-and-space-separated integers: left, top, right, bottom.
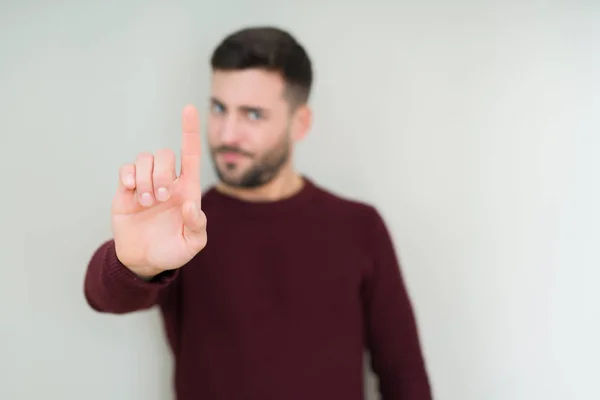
362, 207, 433, 400
83, 239, 179, 314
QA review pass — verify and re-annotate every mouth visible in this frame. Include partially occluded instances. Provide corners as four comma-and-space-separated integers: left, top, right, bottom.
215, 146, 253, 163
219, 151, 246, 163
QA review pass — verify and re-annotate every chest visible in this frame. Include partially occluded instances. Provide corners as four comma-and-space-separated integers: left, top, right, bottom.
182, 215, 370, 321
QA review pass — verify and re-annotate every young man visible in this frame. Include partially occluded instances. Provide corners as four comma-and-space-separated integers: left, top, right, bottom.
84, 26, 432, 400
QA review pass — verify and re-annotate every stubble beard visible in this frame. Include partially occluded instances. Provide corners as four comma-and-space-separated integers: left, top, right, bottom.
211, 132, 291, 189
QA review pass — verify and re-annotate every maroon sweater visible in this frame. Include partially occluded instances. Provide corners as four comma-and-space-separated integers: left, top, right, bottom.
84, 178, 432, 400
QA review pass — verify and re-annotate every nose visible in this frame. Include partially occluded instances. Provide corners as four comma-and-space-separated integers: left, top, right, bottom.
220, 115, 240, 145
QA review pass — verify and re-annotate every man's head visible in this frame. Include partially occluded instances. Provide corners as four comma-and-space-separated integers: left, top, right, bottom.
207, 26, 313, 188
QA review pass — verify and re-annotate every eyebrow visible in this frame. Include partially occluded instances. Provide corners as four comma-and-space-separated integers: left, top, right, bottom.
210, 97, 270, 115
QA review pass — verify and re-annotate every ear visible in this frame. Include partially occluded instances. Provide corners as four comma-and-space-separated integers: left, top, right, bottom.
291, 105, 312, 142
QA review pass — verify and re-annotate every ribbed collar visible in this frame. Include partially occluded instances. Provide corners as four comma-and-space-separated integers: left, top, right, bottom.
202, 176, 319, 217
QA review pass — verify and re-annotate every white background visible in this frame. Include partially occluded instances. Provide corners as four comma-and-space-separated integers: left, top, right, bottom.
1, 1, 598, 399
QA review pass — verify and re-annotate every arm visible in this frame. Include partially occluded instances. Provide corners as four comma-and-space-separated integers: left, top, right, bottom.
83, 239, 179, 314
362, 208, 433, 399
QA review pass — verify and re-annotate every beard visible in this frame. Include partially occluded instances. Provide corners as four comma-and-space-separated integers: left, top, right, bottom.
210, 131, 291, 189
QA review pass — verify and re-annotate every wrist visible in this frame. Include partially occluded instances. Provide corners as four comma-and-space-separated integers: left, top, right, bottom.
113, 244, 165, 281
131, 266, 165, 282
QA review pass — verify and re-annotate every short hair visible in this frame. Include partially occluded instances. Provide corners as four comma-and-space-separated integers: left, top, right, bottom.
210, 26, 313, 107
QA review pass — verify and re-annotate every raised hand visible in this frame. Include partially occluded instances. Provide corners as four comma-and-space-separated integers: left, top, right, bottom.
111, 105, 207, 279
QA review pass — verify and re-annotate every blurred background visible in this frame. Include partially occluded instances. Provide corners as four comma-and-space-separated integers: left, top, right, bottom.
0, 0, 598, 399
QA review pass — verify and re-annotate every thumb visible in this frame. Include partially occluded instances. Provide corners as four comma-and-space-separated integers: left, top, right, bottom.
182, 200, 206, 234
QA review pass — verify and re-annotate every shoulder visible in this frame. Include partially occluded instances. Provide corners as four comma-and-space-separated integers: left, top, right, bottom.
310, 180, 387, 230
311, 182, 396, 262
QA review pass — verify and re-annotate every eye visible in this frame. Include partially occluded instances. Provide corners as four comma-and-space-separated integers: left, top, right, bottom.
211, 103, 225, 115
247, 110, 262, 121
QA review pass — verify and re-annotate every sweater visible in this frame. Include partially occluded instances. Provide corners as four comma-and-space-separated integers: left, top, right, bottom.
83, 177, 432, 400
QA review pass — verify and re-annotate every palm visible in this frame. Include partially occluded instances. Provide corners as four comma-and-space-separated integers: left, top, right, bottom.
110, 106, 206, 274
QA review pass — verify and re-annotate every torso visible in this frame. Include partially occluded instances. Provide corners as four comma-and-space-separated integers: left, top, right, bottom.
162, 179, 376, 400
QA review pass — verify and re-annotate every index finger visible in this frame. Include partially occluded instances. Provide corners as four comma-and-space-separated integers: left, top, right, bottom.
180, 104, 201, 182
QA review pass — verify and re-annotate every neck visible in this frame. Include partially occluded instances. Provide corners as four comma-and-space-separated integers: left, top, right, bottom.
215, 164, 304, 203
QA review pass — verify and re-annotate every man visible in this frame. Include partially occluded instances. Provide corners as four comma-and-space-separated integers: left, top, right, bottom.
84, 26, 432, 400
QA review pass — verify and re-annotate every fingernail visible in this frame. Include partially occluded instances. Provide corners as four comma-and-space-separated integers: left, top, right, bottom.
140, 192, 153, 206
156, 187, 170, 201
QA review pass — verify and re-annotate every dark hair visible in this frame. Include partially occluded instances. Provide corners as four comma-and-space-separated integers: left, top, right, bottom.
210, 26, 313, 107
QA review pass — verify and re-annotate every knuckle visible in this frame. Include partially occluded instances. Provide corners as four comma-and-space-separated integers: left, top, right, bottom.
119, 163, 134, 175
136, 152, 153, 164
153, 167, 173, 186
198, 211, 208, 229
135, 168, 152, 185
153, 150, 176, 184
135, 154, 153, 179
154, 154, 173, 171
152, 170, 170, 182
155, 148, 175, 159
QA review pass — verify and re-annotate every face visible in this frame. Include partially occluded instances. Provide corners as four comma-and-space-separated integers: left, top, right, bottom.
207, 69, 310, 188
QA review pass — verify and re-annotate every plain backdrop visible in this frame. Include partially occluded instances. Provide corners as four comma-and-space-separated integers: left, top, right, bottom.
1, 1, 599, 399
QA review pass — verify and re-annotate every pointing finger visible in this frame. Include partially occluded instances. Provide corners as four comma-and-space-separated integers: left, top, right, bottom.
180, 105, 201, 183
